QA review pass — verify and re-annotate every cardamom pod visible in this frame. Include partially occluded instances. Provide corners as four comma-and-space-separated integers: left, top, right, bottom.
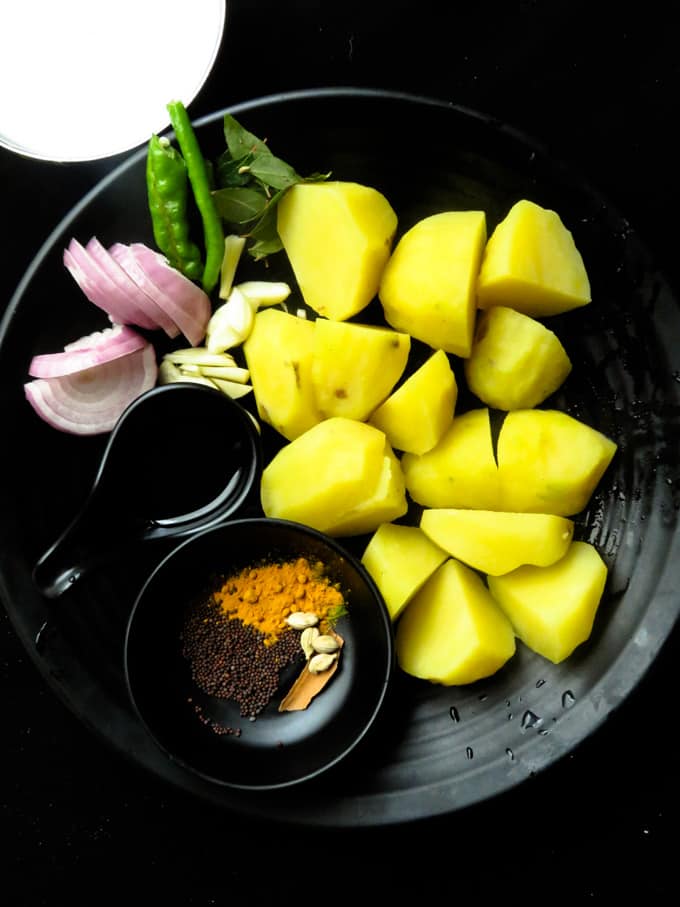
308, 652, 338, 674
312, 634, 340, 654
300, 626, 320, 659
285, 611, 319, 630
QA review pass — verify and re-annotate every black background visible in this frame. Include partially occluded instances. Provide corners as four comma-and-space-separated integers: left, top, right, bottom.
2, 1, 678, 902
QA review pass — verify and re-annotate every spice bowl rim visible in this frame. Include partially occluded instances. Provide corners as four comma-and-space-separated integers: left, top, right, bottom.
123, 515, 396, 791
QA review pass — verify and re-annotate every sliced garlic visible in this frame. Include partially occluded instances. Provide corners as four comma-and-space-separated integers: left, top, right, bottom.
198, 365, 250, 383
210, 378, 253, 399
218, 234, 246, 300
163, 348, 237, 368
237, 280, 292, 310
206, 286, 255, 353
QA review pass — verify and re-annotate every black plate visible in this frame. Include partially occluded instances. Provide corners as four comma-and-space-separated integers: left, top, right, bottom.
1, 88, 680, 827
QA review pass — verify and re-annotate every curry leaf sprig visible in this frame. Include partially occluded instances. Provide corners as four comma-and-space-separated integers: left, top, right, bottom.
213, 114, 330, 261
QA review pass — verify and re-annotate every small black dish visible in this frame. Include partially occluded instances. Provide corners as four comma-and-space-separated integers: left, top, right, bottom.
123, 517, 395, 790
32, 383, 262, 598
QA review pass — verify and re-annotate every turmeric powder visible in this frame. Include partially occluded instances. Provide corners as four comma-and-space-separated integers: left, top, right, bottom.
214, 556, 345, 645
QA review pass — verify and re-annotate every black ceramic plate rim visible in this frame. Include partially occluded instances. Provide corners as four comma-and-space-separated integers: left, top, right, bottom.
1, 86, 680, 828
123, 516, 395, 792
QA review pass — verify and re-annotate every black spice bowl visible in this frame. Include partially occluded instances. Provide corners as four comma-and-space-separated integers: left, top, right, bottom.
123, 517, 395, 791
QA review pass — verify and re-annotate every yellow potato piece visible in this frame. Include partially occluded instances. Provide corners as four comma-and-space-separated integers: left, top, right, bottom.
395, 559, 516, 685
369, 349, 457, 455
419, 509, 574, 576
243, 308, 321, 440
401, 408, 501, 509
260, 417, 386, 532
379, 211, 487, 357
311, 319, 410, 421
361, 523, 449, 621
276, 181, 398, 321
487, 541, 608, 664
325, 447, 408, 537
477, 199, 591, 317
465, 306, 572, 410
497, 409, 617, 515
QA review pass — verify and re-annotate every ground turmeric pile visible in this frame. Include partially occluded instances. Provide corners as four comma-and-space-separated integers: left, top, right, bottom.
213, 556, 345, 645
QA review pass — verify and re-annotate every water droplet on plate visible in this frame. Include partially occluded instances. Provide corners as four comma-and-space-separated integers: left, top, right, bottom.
506, 747, 514, 761
449, 705, 460, 723
465, 746, 474, 760
521, 710, 542, 730
562, 690, 576, 709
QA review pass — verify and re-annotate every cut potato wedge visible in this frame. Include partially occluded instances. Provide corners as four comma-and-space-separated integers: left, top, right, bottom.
395, 559, 516, 685
401, 408, 501, 510
477, 199, 591, 317
487, 541, 608, 663
465, 305, 572, 410
420, 509, 574, 576
369, 349, 457, 455
379, 210, 487, 357
361, 523, 449, 621
277, 180, 398, 321
497, 409, 617, 515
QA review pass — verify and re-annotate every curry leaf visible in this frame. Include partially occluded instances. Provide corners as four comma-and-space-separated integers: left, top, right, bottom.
223, 114, 270, 159
215, 115, 332, 260
212, 187, 268, 224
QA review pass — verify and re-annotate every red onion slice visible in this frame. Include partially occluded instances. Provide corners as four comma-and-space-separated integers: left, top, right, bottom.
85, 237, 180, 339
24, 344, 158, 435
111, 243, 210, 347
64, 238, 158, 329
28, 325, 147, 378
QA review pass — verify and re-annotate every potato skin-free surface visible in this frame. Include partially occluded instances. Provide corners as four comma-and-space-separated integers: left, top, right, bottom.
497, 409, 617, 515
243, 308, 321, 440
476, 199, 591, 317
361, 523, 449, 621
395, 559, 516, 685
260, 417, 387, 531
487, 541, 608, 663
311, 319, 410, 421
379, 210, 487, 357
465, 305, 572, 410
402, 408, 501, 510
369, 349, 457, 455
277, 181, 398, 321
420, 509, 574, 576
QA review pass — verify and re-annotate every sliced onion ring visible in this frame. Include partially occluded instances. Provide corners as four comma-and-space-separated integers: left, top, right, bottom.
28, 325, 147, 379
110, 243, 210, 347
64, 238, 159, 329
24, 345, 158, 435
85, 237, 180, 338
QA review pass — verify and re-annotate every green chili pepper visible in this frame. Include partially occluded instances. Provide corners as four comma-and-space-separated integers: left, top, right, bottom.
166, 100, 224, 295
146, 133, 204, 282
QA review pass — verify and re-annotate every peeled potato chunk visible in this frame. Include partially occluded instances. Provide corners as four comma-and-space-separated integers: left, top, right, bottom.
369, 349, 457, 455
243, 308, 321, 440
260, 417, 386, 532
361, 523, 449, 621
465, 306, 572, 410
395, 559, 516, 686
487, 541, 608, 664
325, 447, 408, 537
277, 181, 398, 321
497, 409, 617, 516
379, 211, 487, 357
420, 509, 574, 576
476, 199, 591, 317
311, 319, 410, 421
401, 408, 501, 510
